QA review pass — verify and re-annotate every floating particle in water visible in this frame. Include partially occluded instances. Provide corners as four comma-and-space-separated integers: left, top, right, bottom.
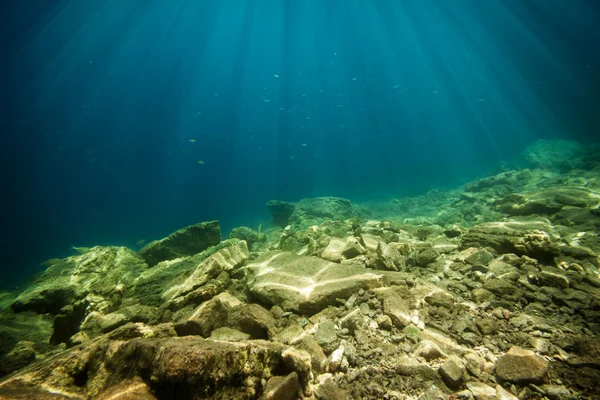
274, 74, 280, 78
188, 139, 196, 143
197, 160, 205, 165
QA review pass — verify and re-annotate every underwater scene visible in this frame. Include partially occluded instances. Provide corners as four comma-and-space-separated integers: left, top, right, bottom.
1, 1, 600, 399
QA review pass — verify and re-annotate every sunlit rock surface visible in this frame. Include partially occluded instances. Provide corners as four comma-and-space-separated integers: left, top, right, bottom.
246, 252, 385, 315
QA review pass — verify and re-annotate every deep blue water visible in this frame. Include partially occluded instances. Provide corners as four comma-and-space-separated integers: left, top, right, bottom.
1, 0, 599, 287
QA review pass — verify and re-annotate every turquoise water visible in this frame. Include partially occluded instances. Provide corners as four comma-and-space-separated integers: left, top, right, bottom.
1, 0, 599, 286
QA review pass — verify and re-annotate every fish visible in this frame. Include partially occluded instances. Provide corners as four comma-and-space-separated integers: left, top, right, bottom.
135, 239, 146, 246
40, 258, 62, 267
70, 245, 91, 255
188, 139, 196, 143
197, 160, 205, 165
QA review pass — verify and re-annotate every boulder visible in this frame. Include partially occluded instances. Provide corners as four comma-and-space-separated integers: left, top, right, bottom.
162, 240, 248, 302
138, 220, 221, 267
11, 246, 147, 315
461, 218, 560, 262
0, 337, 296, 400
174, 292, 242, 337
129, 239, 240, 307
246, 252, 384, 315
495, 346, 548, 384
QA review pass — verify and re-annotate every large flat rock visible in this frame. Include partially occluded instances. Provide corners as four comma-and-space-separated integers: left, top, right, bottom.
246, 252, 385, 315
461, 218, 560, 261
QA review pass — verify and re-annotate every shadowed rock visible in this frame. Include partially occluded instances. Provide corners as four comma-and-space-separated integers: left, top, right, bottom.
11, 246, 147, 315
0, 337, 296, 400
138, 220, 221, 267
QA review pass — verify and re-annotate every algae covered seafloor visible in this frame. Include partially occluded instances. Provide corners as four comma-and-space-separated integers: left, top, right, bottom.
0, 140, 599, 399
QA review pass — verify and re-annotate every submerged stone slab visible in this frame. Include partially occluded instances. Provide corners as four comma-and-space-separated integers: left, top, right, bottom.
138, 220, 221, 267
246, 252, 384, 315
461, 218, 560, 261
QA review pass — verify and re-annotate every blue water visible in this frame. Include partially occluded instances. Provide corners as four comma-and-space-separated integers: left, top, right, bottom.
1, 0, 599, 287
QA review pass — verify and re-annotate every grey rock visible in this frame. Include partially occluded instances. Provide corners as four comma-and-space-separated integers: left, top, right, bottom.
314, 320, 339, 354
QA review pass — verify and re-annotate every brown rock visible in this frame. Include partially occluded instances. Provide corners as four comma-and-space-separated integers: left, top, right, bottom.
495, 346, 548, 384
264, 372, 300, 400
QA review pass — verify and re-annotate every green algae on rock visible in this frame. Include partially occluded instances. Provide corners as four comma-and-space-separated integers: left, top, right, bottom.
138, 220, 221, 267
